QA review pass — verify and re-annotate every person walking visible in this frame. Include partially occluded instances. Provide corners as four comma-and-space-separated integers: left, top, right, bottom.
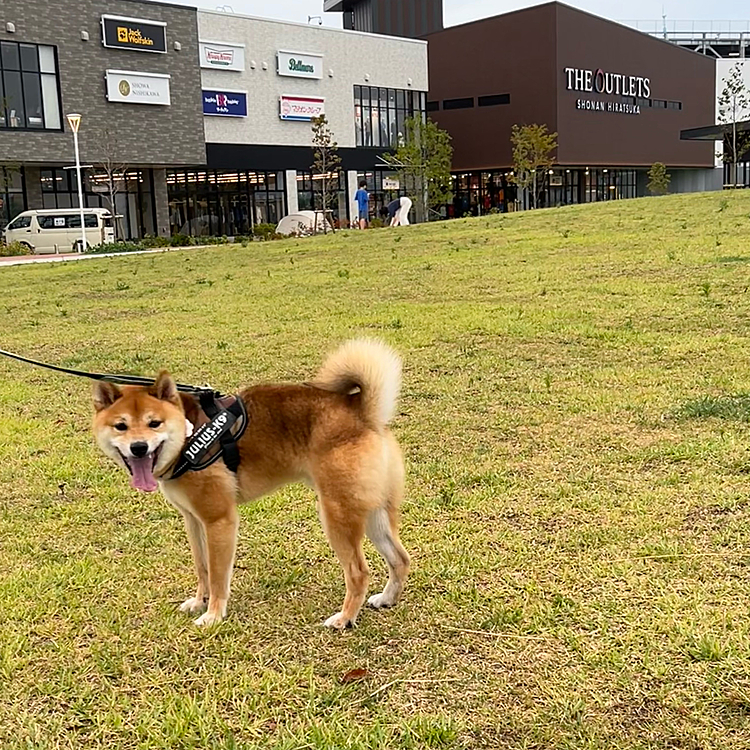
354, 180, 370, 229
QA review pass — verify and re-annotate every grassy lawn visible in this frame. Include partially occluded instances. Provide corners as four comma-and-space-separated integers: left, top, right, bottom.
2, 191, 750, 749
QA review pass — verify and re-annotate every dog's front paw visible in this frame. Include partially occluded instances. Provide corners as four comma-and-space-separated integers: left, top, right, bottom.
367, 592, 394, 610
323, 611, 355, 630
179, 596, 208, 615
194, 611, 224, 627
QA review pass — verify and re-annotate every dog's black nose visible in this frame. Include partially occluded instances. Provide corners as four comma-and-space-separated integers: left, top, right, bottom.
130, 441, 149, 458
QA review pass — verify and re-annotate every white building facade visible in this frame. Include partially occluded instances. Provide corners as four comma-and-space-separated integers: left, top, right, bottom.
164, 10, 428, 234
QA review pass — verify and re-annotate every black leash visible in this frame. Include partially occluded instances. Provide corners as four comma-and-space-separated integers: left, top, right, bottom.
0, 347, 248, 477
0, 347, 216, 396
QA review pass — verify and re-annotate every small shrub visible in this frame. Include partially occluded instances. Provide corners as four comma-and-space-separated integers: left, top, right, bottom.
200, 235, 230, 246
86, 241, 142, 254
369, 217, 385, 229
84, 234, 232, 254
647, 162, 671, 195
0, 240, 29, 257
140, 235, 171, 248
253, 223, 279, 241
170, 233, 194, 247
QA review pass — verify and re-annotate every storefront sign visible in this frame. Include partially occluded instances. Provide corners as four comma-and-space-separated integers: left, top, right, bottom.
199, 41, 245, 71
202, 89, 248, 117
101, 15, 167, 54
383, 178, 400, 190
279, 95, 325, 121
106, 70, 171, 105
565, 67, 649, 116
277, 51, 323, 79
576, 98, 641, 115
565, 67, 651, 98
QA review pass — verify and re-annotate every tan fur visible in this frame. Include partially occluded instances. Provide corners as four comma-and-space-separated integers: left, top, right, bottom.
92, 339, 409, 628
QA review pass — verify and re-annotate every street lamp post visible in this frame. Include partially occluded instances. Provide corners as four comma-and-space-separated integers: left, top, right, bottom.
66, 113, 87, 253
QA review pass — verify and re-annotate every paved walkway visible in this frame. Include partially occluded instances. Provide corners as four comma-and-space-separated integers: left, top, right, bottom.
0, 244, 209, 268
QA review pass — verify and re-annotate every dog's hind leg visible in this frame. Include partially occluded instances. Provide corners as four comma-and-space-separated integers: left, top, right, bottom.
366, 502, 410, 610
194, 506, 239, 627
367, 436, 409, 610
178, 510, 209, 615
319, 496, 370, 629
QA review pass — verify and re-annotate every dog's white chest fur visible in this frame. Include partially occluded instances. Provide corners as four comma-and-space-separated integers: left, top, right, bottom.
160, 482, 197, 516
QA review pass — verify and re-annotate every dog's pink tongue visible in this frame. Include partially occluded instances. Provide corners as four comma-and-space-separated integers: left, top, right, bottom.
129, 457, 158, 493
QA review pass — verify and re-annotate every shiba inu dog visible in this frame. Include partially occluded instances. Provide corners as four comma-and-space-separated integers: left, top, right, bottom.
92, 339, 409, 628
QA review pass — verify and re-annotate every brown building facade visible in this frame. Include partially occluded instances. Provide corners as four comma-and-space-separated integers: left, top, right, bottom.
425, 2, 717, 214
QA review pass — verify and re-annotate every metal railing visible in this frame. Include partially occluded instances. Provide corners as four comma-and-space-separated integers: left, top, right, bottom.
622, 20, 750, 58
623, 19, 750, 36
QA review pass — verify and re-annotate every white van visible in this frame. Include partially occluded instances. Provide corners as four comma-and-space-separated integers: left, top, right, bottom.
2, 208, 115, 254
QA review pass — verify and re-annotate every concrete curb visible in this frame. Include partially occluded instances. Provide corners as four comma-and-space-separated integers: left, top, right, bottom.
0, 244, 216, 268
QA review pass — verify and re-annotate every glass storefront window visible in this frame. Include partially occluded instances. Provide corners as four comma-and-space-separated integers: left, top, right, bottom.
0, 42, 61, 131
35, 167, 154, 239
166, 170, 286, 237
352, 85, 427, 150
0, 166, 26, 231
298, 170, 346, 226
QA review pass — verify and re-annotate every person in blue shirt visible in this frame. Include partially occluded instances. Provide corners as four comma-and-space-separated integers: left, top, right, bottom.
354, 180, 369, 229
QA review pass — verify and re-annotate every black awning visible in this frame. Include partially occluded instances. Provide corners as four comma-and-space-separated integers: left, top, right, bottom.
681, 120, 750, 141
324, 0, 355, 11
206, 143, 391, 172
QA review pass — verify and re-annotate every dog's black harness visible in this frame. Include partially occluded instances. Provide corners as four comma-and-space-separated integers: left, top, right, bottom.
168, 392, 247, 480
0, 347, 248, 479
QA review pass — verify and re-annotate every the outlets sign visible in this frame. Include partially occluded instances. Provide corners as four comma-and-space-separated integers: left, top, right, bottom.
565, 67, 651, 116
565, 67, 652, 98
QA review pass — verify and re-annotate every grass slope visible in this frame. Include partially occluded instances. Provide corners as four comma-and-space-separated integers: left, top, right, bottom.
1, 192, 750, 749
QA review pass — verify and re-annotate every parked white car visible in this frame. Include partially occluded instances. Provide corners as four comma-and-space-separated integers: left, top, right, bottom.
2, 208, 115, 254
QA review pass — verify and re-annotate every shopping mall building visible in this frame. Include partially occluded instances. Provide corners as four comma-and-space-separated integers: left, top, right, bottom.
0, 0, 740, 236
425, 2, 718, 215
0, 0, 427, 237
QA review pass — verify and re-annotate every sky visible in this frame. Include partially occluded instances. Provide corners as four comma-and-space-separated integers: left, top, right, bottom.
173, 0, 750, 28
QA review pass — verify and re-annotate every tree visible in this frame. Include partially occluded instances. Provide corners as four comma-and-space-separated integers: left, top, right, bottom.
511, 124, 558, 209
381, 115, 453, 222
91, 127, 129, 239
717, 63, 750, 187
311, 115, 341, 233
647, 163, 671, 195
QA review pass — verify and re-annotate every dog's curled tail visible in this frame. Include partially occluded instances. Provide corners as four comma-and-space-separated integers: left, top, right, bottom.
314, 339, 402, 429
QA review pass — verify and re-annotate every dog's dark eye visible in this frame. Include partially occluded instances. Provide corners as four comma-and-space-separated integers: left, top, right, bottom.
148, 420, 162, 429
114, 423, 128, 432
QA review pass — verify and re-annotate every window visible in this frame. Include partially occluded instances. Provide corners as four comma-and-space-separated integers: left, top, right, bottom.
478, 94, 510, 107
37, 214, 98, 229
443, 97, 474, 110
8, 214, 31, 230
352, 85, 426, 149
0, 41, 61, 130
668, 101, 683, 110
0, 167, 26, 231
166, 170, 286, 236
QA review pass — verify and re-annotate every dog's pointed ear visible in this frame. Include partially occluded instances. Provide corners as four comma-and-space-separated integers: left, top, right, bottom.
93, 381, 123, 412
150, 370, 180, 405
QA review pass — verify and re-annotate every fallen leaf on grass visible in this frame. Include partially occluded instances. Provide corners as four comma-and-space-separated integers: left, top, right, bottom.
340, 668, 370, 684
